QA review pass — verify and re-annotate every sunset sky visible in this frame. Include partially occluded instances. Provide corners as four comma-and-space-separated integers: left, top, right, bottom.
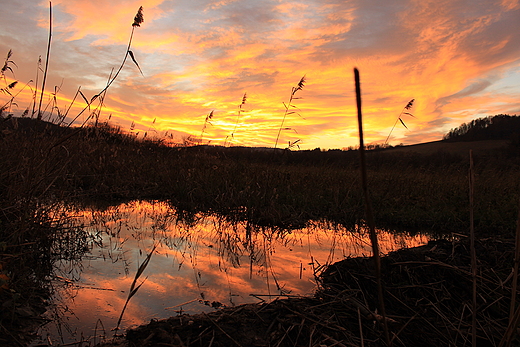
1, 0, 519, 149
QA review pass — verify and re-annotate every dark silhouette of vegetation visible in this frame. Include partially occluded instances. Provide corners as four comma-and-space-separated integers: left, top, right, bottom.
1, 112, 520, 346
443, 114, 520, 142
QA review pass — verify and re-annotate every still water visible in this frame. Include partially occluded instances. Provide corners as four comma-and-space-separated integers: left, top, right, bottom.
35, 200, 430, 345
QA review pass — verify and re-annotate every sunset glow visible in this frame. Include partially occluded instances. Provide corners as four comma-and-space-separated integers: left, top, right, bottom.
1, 0, 519, 149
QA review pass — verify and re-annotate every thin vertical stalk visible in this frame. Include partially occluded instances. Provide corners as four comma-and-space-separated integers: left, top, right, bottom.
31, 56, 41, 118
67, 6, 143, 127
274, 76, 305, 150
274, 94, 291, 149
37, 2, 52, 120
511, 198, 520, 321
469, 150, 477, 346
354, 68, 390, 346
500, 199, 520, 347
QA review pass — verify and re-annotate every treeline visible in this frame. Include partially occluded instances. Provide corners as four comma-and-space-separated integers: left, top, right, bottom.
443, 114, 520, 142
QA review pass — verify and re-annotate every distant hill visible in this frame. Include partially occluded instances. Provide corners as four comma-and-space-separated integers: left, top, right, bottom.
382, 139, 510, 156
383, 114, 519, 156
443, 114, 520, 142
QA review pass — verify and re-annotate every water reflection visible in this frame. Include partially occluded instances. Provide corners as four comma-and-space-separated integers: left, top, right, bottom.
37, 200, 430, 345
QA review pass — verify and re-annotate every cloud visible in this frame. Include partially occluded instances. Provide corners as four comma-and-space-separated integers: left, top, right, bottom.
0, 0, 519, 149
436, 79, 494, 108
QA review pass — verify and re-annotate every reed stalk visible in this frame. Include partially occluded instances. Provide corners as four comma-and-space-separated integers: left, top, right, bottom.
354, 67, 390, 345
67, 6, 144, 127
37, 2, 52, 120
511, 198, 520, 319
274, 75, 305, 149
200, 110, 214, 144
224, 92, 247, 147
31, 56, 41, 117
500, 199, 520, 347
384, 99, 415, 146
469, 150, 477, 346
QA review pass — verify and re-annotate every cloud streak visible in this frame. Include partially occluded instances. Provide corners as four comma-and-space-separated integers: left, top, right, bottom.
0, 0, 519, 148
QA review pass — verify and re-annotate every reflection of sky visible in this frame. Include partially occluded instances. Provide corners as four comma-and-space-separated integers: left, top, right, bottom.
36, 201, 429, 345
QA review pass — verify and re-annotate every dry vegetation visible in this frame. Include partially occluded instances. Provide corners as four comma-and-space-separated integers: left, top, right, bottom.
0, 114, 518, 346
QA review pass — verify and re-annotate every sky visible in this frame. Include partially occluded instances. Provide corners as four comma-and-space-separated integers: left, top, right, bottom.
0, 0, 519, 149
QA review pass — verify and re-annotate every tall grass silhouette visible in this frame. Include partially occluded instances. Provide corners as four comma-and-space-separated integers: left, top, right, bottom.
384, 98, 415, 146
37, 2, 52, 120
354, 67, 390, 345
67, 6, 144, 127
274, 75, 305, 149
224, 92, 247, 147
200, 110, 214, 144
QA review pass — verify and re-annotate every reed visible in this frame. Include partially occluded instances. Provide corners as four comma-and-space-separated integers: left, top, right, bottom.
224, 92, 247, 147
354, 67, 390, 345
384, 99, 415, 146
469, 150, 477, 346
37, 2, 52, 120
274, 75, 305, 149
66, 6, 144, 128
200, 110, 214, 144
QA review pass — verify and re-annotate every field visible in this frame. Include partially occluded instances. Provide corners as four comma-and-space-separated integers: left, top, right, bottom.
0, 118, 519, 346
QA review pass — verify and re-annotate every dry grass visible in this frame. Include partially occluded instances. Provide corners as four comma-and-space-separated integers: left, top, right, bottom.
274, 75, 306, 149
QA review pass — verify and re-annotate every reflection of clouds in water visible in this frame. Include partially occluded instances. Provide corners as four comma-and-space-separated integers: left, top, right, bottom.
44, 200, 429, 344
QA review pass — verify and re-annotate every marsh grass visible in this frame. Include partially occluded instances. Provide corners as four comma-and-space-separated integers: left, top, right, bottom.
274, 75, 305, 150
384, 99, 415, 146
36, 2, 52, 120
224, 92, 247, 147
200, 110, 214, 144
0, 6, 147, 345
1, 116, 519, 346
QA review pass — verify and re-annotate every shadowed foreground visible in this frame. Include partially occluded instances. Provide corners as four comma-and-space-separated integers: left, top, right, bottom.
96, 237, 517, 347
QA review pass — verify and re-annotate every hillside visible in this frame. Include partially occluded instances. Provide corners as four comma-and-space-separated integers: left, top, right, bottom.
382, 139, 510, 156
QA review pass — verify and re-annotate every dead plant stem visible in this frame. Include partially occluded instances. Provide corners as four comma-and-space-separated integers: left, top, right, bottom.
354, 67, 390, 346
469, 150, 477, 347
37, 2, 52, 120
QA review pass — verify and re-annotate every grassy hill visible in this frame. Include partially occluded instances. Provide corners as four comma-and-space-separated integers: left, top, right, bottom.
383, 139, 510, 156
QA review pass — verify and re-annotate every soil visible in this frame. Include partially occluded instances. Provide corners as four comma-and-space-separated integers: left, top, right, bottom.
94, 237, 519, 347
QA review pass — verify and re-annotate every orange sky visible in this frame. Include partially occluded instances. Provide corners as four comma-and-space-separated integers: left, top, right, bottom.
1, 0, 519, 149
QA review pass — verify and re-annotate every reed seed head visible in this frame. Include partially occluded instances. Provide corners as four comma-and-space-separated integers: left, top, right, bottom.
132, 6, 144, 27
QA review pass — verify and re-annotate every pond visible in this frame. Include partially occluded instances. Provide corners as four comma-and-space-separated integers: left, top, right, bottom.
33, 200, 431, 346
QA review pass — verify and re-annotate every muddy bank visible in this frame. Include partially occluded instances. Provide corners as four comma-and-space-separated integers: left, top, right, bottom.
95, 237, 518, 347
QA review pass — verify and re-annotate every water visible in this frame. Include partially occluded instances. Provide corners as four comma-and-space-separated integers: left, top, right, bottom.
34, 200, 430, 345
